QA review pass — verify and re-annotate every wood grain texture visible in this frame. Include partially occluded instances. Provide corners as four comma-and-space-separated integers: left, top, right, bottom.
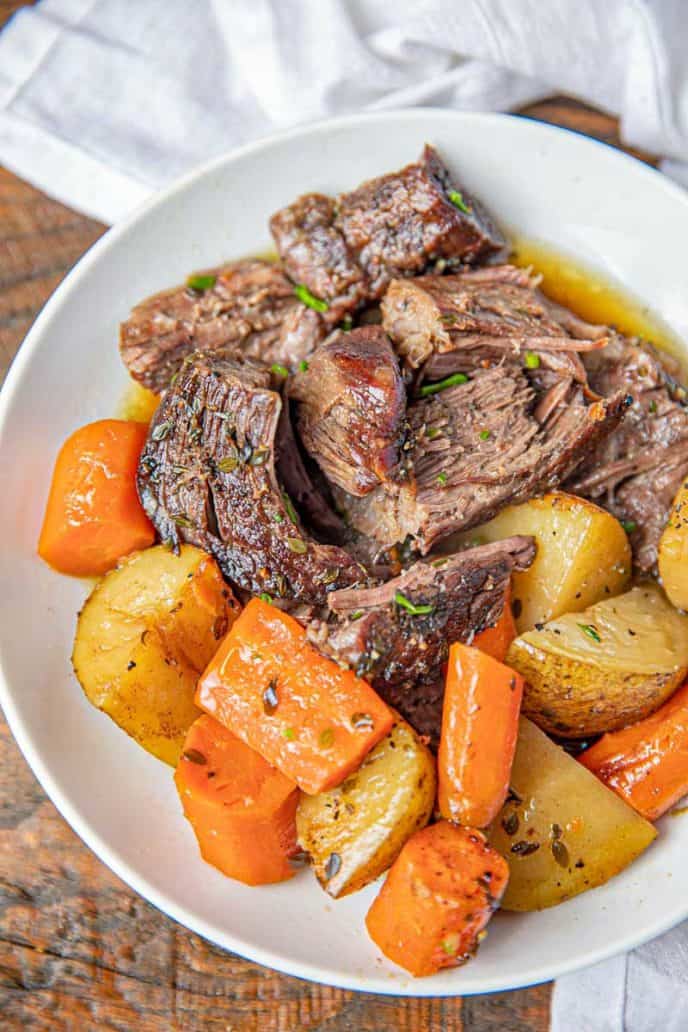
0, 2, 659, 1024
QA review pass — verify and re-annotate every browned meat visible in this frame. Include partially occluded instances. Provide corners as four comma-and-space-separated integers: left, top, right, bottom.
334, 366, 628, 554
381, 265, 608, 376
120, 260, 325, 393
269, 193, 368, 323
137, 352, 368, 602
567, 335, 688, 571
289, 326, 407, 497
335, 145, 507, 299
308, 537, 535, 746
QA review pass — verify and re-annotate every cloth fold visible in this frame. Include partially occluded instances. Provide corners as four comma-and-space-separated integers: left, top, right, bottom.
0, 0, 687, 222
1, 2, 688, 1029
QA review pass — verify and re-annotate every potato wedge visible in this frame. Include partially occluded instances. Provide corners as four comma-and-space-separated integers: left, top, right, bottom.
454, 492, 630, 632
658, 480, 688, 610
296, 715, 436, 897
73, 544, 239, 765
486, 717, 656, 910
508, 585, 688, 737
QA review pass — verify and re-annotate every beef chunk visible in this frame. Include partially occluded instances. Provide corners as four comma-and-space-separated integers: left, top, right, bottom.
308, 537, 535, 745
567, 335, 688, 571
120, 260, 325, 393
137, 352, 368, 602
289, 327, 406, 497
269, 193, 368, 323
334, 366, 628, 554
336, 145, 507, 299
381, 265, 608, 376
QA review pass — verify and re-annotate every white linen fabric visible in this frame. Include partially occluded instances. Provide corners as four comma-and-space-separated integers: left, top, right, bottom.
1, 2, 688, 1028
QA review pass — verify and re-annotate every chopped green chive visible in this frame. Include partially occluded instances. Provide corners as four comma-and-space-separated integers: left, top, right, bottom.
394, 591, 434, 616
271, 363, 289, 378
350, 610, 364, 621
578, 623, 601, 643
649, 399, 658, 414
436, 472, 448, 486
524, 351, 541, 369
273, 512, 285, 524
282, 727, 296, 741
298, 359, 309, 373
294, 283, 329, 312
186, 273, 217, 292
621, 520, 637, 534
282, 492, 299, 525
419, 372, 468, 397
448, 190, 471, 214
426, 427, 442, 440
479, 429, 491, 440
259, 592, 273, 604
441, 936, 459, 955
287, 537, 308, 554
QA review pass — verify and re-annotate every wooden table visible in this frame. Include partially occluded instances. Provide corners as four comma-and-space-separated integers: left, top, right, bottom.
0, 4, 660, 1027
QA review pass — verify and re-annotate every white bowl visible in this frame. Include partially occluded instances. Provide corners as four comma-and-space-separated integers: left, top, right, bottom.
2, 110, 688, 996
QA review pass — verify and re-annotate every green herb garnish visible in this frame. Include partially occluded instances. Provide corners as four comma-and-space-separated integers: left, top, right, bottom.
298, 359, 309, 373
186, 273, 217, 292
448, 190, 471, 214
394, 591, 434, 616
479, 429, 491, 440
350, 610, 364, 621
282, 492, 299, 525
649, 399, 658, 414
436, 472, 448, 486
578, 623, 601, 643
524, 351, 540, 369
621, 520, 637, 534
419, 372, 468, 397
271, 363, 289, 378
426, 427, 442, 440
294, 283, 329, 312
259, 592, 273, 604
287, 537, 308, 554
282, 727, 295, 741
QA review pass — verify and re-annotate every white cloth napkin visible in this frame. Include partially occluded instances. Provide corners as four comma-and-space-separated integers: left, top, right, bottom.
2, 2, 688, 1028
1, 0, 688, 223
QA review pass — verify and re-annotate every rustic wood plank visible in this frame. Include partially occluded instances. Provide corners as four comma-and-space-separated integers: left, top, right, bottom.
0, 4, 657, 1023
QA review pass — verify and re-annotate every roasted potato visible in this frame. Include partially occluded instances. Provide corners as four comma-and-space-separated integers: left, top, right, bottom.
73, 544, 239, 765
658, 480, 688, 610
508, 585, 688, 737
453, 492, 630, 632
486, 717, 657, 911
296, 715, 436, 897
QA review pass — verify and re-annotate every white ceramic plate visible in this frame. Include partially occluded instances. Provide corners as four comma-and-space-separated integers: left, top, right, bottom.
2, 111, 688, 996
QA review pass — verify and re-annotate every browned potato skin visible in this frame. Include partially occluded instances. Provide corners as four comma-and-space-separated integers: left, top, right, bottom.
508, 586, 688, 737
296, 715, 436, 898
658, 480, 688, 610
487, 718, 657, 911
73, 545, 239, 765
452, 492, 631, 632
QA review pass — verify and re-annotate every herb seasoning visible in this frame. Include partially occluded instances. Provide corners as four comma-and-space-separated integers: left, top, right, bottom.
448, 189, 471, 214
186, 273, 217, 292
419, 372, 468, 397
394, 591, 434, 616
294, 283, 329, 312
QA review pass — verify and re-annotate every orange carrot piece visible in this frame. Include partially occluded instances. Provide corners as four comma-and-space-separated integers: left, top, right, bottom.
365, 821, 508, 977
196, 598, 394, 795
38, 419, 155, 576
472, 585, 517, 662
438, 643, 523, 828
579, 680, 688, 821
175, 714, 299, 885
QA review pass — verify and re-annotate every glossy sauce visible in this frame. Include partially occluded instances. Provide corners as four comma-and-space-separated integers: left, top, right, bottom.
512, 237, 685, 370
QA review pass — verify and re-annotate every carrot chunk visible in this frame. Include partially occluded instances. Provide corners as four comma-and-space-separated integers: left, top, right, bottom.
365, 821, 508, 977
174, 714, 299, 885
196, 598, 394, 795
472, 585, 517, 661
579, 680, 688, 820
438, 643, 523, 828
38, 419, 155, 576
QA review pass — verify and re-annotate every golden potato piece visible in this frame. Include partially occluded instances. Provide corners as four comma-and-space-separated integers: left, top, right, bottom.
487, 717, 657, 911
454, 492, 630, 632
508, 585, 688, 737
296, 715, 436, 897
659, 480, 688, 610
73, 545, 239, 765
